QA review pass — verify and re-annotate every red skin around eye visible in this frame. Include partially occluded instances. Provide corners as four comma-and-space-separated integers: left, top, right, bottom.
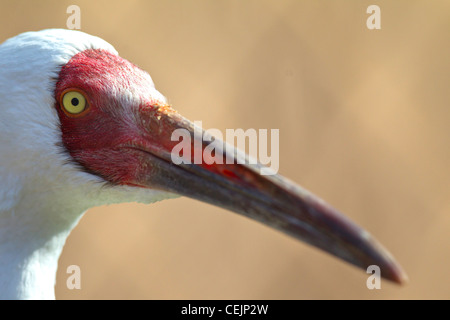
54, 49, 250, 188
54, 49, 157, 184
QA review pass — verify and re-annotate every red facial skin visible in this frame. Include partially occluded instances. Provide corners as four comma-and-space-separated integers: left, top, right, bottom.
55, 49, 162, 185
54, 49, 249, 188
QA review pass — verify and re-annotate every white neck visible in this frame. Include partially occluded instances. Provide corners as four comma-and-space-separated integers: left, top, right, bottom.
0, 189, 85, 299
0, 174, 173, 299
0, 215, 82, 299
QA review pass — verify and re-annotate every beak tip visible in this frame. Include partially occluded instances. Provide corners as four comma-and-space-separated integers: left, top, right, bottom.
372, 247, 408, 285
379, 248, 409, 285
391, 264, 409, 285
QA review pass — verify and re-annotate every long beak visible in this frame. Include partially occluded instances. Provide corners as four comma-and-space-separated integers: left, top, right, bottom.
127, 104, 407, 284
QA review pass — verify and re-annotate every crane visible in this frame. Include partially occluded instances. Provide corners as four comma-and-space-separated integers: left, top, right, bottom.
0, 29, 407, 299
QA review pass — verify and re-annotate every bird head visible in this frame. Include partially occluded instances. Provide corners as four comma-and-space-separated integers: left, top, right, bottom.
0, 29, 407, 286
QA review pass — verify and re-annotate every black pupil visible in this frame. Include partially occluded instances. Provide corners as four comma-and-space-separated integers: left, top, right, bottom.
71, 97, 79, 106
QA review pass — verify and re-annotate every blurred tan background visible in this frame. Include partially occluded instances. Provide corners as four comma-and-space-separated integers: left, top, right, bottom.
1, 0, 448, 299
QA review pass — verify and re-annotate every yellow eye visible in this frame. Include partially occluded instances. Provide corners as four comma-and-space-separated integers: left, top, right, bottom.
62, 90, 87, 115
